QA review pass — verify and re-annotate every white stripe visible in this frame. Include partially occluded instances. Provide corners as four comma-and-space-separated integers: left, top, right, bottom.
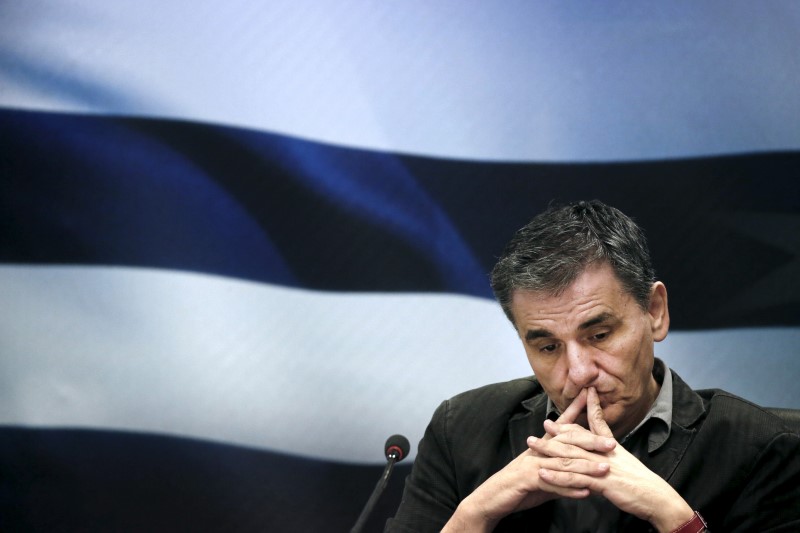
0, 265, 526, 462
2, 1, 799, 161
2, 265, 799, 463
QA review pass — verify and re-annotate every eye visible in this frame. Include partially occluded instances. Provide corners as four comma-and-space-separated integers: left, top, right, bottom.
591, 331, 609, 341
540, 343, 558, 353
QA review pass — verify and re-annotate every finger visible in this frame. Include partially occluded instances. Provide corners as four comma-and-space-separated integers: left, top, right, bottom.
555, 389, 588, 425
539, 422, 616, 452
538, 456, 610, 476
539, 480, 592, 500
528, 432, 614, 458
539, 390, 589, 443
587, 387, 614, 438
528, 435, 582, 459
536, 478, 591, 501
538, 468, 601, 492
542, 420, 586, 438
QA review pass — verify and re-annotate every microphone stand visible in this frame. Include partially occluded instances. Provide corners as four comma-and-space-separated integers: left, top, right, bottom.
350, 452, 400, 533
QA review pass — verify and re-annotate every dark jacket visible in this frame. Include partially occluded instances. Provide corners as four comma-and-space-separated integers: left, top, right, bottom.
387, 369, 800, 532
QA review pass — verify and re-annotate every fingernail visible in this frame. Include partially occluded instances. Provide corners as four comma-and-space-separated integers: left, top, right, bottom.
605, 438, 616, 448
528, 436, 538, 444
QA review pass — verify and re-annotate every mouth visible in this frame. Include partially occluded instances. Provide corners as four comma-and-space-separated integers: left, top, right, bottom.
558, 388, 615, 414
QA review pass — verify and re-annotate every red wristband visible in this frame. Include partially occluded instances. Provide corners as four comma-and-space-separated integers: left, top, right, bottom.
671, 510, 707, 533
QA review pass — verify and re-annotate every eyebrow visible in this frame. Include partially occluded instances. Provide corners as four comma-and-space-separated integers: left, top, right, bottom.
578, 312, 615, 330
525, 328, 553, 341
524, 312, 616, 342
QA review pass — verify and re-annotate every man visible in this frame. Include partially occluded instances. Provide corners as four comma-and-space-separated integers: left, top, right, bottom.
386, 201, 800, 532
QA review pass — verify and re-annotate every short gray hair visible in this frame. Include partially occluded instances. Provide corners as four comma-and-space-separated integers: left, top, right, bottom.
490, 200, 655, 324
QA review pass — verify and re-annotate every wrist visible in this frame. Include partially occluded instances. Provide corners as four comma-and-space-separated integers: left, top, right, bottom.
650, 498, 695, 533
442, 499, 498, 533
669, 511, 707, 533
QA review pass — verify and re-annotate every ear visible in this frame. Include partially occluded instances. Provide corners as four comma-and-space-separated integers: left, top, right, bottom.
648, 281, 670, 342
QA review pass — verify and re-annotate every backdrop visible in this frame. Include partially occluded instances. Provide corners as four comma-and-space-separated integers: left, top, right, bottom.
2, 2, 799, 531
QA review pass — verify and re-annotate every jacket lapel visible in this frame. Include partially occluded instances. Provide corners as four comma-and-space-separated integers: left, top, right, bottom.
508, 392, 549, 457
645, 370, 706, 482
503, 389, 555, 531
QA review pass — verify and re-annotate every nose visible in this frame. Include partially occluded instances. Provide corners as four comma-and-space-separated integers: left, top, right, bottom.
565, 342, 599, 390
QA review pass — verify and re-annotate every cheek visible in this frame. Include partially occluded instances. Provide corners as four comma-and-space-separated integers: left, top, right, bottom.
606, 330, 648, 369
527, 359, 548, 384
524, 346, 543, 371
603, 335, 653, 391
527, 355, 565, 392
525, 348, 548, 374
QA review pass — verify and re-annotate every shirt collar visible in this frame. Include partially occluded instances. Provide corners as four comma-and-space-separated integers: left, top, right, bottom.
545, 358, 673, 453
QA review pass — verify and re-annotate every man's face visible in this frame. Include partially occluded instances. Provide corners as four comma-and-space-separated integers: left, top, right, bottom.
510, 262, 669, 438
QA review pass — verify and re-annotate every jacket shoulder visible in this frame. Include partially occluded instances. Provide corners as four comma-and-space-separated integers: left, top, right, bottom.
695, 388, 796, 438
445, 376, 542, 415
432, 377, 546, 445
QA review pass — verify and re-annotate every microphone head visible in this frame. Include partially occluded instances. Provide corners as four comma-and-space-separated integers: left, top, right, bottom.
384, 434, 410, 462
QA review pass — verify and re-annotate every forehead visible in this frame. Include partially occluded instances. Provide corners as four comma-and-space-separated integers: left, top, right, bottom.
510, 263, 633, 331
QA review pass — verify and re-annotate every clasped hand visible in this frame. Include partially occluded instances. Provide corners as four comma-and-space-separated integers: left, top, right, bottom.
446, 388, 693, 533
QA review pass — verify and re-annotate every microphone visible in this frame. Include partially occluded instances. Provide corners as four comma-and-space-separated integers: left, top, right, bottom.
384, 434, 410, 462
350, 434, 411, 533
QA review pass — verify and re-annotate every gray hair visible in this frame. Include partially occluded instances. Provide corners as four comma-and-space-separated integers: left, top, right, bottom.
490, 200, 655, 324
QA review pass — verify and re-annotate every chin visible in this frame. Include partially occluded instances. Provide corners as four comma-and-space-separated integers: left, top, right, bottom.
601, 406, 623, 430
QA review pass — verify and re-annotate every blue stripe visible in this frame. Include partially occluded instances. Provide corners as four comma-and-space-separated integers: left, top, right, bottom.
0, 426, 409, 532
2, 108, 799, 328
